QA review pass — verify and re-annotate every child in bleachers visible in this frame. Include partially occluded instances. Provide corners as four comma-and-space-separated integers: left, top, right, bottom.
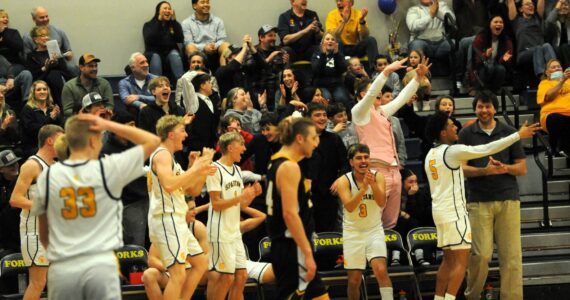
326, 102, 358, 149
372, 54, 402, 97
403, 50, 431, 111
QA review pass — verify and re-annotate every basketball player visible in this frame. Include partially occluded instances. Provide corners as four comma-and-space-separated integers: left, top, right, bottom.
266, 118, 329, 299
29, 113, 160, 299
206, 131, 262, 300
10, 125, 63, 300
148, 115, 216, 300
424, 111, 539, 300
336, 143, 393, 300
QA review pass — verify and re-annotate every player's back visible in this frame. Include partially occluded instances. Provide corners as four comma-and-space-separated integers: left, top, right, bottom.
424, 144, 467, 225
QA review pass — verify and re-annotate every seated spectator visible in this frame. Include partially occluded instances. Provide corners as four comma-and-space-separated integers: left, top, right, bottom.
0, 86, 20, 150
394, 169, 434, 238
79, 92, 113, 120
372, 54, 402, 97
301, 86, 329, 106
325, 0, 379, 71
470, 15, 514, 93
101, 110, 150, 247
25, 25, 72, 108
19, 80, 62, 158
0, 10, 25, 74
536, 59, 570, 156
276, 67, 304, 108
311, 32, 351, 108
61, 53, 114, 119
23, 6, 79, 76
143, 1, 185, 80
402, 50, 431, 111
508, 0, 556, 80
253, 25, 288, 110
545, 0, 570, 69
326, 102, 358, 149
399, 94, 462, 161
118, 52, 157, 112
406, 0, 454, 74
217, 115, 254, 171
344, 56, 369, 100
0, 54, 32, 114
182, 0, 230, 69
187, 51, 219, 90
277, 0, 324, 62
175, 52, 220, 111
138, 76, 185, 135
378, 86, 407, 168
214, 35, 264, 101
223, 87, 266, 134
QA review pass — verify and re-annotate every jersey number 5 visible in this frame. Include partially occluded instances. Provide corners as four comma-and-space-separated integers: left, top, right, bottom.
429, 159, 439, 180
60, 187, 97, 219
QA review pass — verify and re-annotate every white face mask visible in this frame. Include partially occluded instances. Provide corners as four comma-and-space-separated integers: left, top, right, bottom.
550, 70, 563, 80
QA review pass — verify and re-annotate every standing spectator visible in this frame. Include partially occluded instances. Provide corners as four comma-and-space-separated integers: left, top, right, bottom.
25, 26, 72, 108
143, 1, 185, 80
139, 76, 185, 136
351, 58, 426, 229
311, 32, 351, 108
0, 86, 20, 150
182, 0, 230, 69
19, 80, 61, 159
61, 53, 114, 119
406, 0, 454, 74
241, 111, 282, 176
0, 149, 21, 255
326, 102, 358, 149
175, 51, 220, 109
508, 0, 556, 79
0, 10, 25, 73
325, 0, 379, 71
537, 59, 570, 156
459, 91, 526, 300
306, 103, 348, 232
0, 55, 32, 114
23, 6, 78, 76
470, 15, 514, 92
277, 0, 324, 62
118, 52, 157, 112
253, 25, 288, 111
544, 0, 570, 68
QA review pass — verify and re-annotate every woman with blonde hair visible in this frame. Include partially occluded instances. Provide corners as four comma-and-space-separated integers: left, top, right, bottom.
19, 80, 61, 158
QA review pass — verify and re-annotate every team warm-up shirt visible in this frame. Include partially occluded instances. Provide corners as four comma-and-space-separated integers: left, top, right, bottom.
147, 147, 188, 217
342, 171, 383, 231
20, 155, 49, 236
424, 132, 520, 224
206, 161, 243, 243
31, 146, 145, 262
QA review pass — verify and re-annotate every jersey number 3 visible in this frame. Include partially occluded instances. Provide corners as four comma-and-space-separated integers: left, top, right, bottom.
429, 160, 439, 180
60, 187, 97, 219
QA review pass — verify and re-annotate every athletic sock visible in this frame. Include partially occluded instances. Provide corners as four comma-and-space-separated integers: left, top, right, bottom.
444, 293, 456, 300
380, 287, 393, 300
434, 295, 444, 300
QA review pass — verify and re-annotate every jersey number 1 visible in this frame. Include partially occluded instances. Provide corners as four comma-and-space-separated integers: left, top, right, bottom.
60, 187, 97, 219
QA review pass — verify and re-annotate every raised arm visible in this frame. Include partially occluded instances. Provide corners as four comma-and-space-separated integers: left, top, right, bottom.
175, 71, 201, 114
381, 57, 429, 117
240, 206, 267, 233
507, 0, 518, 21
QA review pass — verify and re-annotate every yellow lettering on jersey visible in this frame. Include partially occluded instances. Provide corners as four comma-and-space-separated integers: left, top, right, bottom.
385, 234, 398, 242
60, 187, 97, 219
358, 203, 367, 218
4, 259, 25, 268
263, 241, 272, 249
146, 171, 152, 193
412, 233, 438, 241
429, 160, 438, 180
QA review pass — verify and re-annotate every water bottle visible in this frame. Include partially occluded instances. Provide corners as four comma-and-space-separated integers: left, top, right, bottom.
398, 289, 408, 300
17, 273, 27, 294
484, 283, 494, 300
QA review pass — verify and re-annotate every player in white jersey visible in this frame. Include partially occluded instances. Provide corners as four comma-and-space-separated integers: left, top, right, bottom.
28, 114, 160, 300
148, 115, 216, 300
205, 131, 262, 300
10, 124, 63, 300
424, 111, 539, 300
337, 143, 393, 300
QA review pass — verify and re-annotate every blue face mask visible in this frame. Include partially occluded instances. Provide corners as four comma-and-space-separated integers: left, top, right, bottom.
551, 71, 563, 80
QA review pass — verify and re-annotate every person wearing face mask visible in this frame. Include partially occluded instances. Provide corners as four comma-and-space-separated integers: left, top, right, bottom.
537, 58, 570, 156
394, 169, 434, 239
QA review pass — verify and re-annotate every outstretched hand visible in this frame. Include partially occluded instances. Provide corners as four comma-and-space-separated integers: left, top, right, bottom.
383, 57, 408, 75
415, 56, 432, 81
517, 121, 541, 139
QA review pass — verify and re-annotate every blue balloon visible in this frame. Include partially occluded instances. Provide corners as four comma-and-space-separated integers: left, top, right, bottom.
378, 0, 397, 15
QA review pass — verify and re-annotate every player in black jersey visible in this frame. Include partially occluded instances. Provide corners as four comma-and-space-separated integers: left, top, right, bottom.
265, 118, 329, 300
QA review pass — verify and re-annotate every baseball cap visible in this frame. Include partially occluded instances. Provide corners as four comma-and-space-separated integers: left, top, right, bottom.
0, 150, 21, 167
258, 24, 277, 36
224, 44, 242, 59
82, 92, 107, 109
79, 53, 101, 65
